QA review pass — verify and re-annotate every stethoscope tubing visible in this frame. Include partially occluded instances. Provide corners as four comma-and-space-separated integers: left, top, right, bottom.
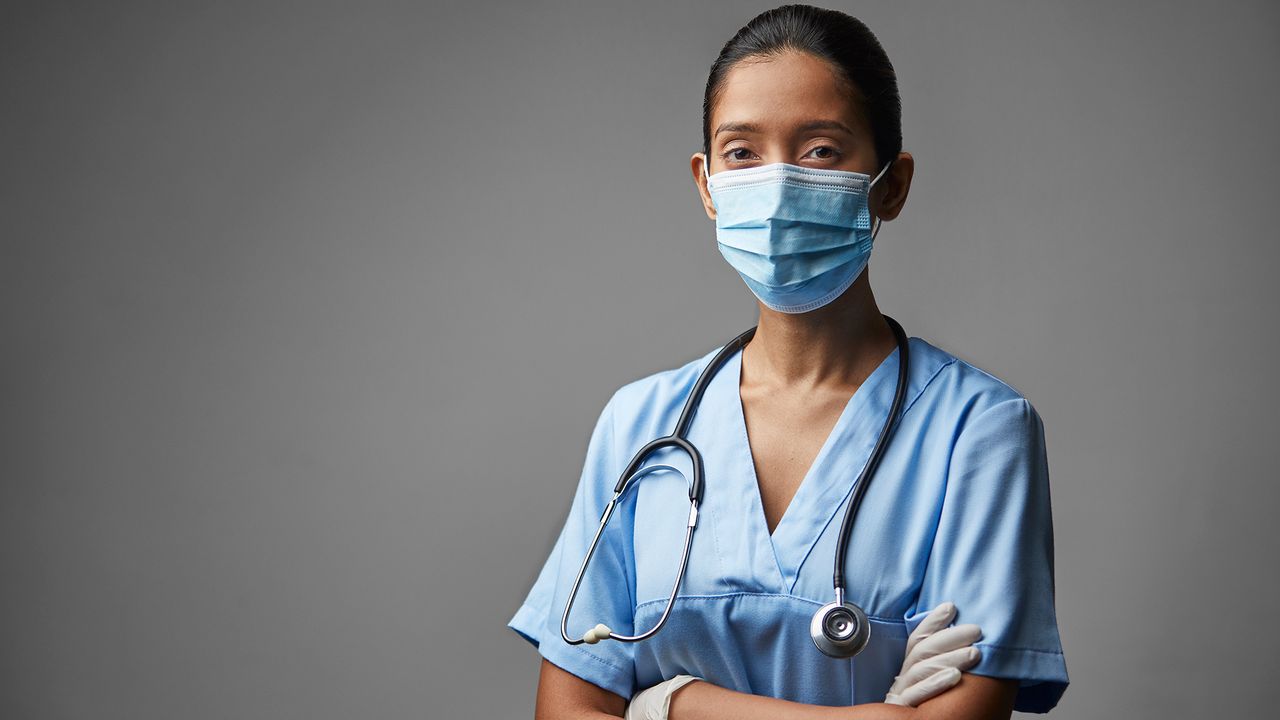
560, 315, 910, 654
833, 314, 909, 592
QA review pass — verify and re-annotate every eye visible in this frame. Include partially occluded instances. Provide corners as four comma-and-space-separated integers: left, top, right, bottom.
804, 145, 842, 161
720, 146, 758, 163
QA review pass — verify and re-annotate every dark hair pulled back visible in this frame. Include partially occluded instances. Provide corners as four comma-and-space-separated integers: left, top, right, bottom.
701, 4, 902, 171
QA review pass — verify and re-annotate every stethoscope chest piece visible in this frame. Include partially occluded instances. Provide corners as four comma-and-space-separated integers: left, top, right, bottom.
810, 596, 871, 659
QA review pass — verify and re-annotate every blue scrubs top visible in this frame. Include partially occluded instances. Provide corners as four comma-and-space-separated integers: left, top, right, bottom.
508, 336, 1069, 713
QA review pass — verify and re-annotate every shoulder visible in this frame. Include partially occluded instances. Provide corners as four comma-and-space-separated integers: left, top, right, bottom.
907, 335, 1044, 433
601, 343, 724, 437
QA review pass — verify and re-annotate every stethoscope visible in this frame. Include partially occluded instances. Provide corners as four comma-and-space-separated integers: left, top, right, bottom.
560, 314, 911, 659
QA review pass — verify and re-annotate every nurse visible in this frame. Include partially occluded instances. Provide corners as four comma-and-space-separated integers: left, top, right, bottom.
509, 5, 1068, 719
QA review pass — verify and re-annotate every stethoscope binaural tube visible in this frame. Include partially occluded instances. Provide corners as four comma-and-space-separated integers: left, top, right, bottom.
560, 316, 911, 661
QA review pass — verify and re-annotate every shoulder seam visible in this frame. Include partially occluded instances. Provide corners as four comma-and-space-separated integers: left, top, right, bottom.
949, 355, 1031, 401
901, 353, 957, 420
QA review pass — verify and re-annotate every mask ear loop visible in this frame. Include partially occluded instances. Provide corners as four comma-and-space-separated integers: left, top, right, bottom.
868, 160, 895, 241
701, 155, 716, 216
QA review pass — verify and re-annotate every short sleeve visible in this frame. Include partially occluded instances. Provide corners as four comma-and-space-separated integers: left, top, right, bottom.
507, 392, 638, 700
906, 397, 1070, 713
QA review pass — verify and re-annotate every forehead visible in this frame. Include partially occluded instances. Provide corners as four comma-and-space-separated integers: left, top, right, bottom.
712, 50, 866, 138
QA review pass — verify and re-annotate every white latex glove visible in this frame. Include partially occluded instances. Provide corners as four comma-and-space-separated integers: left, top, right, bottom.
884, 601, 983, 707
624, 674, 701, 720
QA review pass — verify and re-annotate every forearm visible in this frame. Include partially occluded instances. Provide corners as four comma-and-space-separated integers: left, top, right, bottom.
668, 680, 914, 720
538, 711, 622, 720
534, 698, 625, 720
534, 659, 627, 719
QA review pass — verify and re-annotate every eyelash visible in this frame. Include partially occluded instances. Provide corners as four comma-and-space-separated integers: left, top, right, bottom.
720, 145, 843, 162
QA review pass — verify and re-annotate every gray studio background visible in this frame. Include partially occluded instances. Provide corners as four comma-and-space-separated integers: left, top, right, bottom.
3, 1, 1277, 718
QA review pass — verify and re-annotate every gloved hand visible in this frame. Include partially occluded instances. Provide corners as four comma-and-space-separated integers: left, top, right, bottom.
884, 601, 983, 707
624, 674, 701, 720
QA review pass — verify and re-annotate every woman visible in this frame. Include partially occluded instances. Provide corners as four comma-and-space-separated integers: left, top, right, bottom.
508, 5, 1068, 719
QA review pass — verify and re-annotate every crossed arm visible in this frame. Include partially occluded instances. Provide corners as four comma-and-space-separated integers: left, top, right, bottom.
534, 658, 1018, 720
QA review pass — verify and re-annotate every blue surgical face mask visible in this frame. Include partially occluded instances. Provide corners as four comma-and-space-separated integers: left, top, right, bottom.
704, 160, 893, 314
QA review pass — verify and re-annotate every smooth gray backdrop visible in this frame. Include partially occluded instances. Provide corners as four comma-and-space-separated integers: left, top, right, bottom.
3, 1, 1277, 718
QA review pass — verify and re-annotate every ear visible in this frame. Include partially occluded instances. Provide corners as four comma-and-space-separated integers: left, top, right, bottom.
872, 151, 914, 224
690, 152, 716, 220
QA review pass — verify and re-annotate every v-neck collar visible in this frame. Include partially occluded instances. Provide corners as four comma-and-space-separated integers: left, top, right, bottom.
726, 339, 906, 593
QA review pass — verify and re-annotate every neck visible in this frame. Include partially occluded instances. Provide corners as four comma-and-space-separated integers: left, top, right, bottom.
743, 272, 897, 391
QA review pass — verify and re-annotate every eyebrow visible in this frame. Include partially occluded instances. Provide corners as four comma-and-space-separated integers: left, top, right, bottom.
714, 119, 856, 138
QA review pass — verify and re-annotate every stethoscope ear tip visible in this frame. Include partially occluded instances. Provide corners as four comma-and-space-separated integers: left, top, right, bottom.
581, 623, 613, 644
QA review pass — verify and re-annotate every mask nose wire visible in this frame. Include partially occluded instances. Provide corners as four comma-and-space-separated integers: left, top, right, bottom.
703, 156, 892, 184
